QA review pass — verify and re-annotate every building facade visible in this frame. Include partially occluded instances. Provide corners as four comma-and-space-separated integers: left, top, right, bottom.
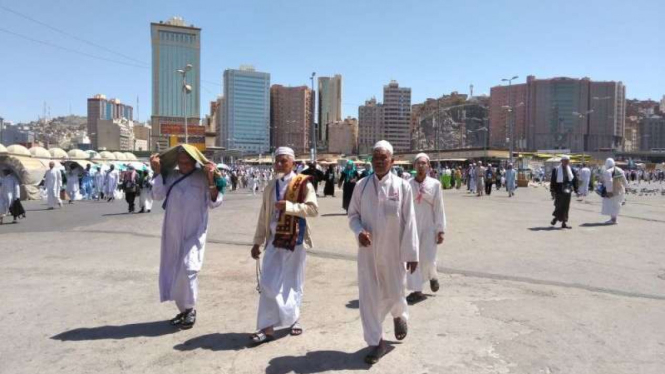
270, 85, 312, 155
87, 94, 133, 149
317, 75, 342, 146
489, 76, 626, 152
328, 117, 358, 155
358, 98, 384, 154
640, 115, 665, 151
150, 17, 201, 151
96, 119, 134, 151
223, 66, 270, 153
383, 81, 411, 152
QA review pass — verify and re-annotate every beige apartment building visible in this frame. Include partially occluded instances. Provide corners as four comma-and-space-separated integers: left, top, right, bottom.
270, 85, 313, 155
328, 117, 358, 155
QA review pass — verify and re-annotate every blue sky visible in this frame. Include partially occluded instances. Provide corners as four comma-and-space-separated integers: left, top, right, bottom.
1, 0, 663, 123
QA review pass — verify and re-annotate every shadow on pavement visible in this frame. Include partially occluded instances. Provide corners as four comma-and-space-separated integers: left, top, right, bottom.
580, 222, 614, 227
101, 212, 131, 216
528, 226, 562, 231
321, 213, 347, 217
265, 346, 385, 374
51, 321, 179, 341
345, 299, 359, 309
173, 332, 252, 352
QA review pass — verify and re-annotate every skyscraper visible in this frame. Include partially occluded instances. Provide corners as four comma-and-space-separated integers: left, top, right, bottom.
223, 66, 271, 153
383, 81, 411, 152
150, 16, 201, 151
317, 75, 342, 146
270, 85, 313, 155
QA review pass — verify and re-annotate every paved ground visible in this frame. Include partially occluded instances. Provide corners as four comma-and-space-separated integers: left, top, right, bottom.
1, 182, 664, 374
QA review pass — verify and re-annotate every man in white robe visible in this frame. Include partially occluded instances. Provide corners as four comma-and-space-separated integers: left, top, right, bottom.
406, 153, 446, 304
577, 164, 591, 200
104, 165, 119, 202
348, 140, 419, 364
65, 166, 80, 203
250, 147, 318, 344
0, 169, 21, 224
93, 167, 105, 200
601, 158, 629, 224
44, 162, 63, 209
150, 146, 223, 329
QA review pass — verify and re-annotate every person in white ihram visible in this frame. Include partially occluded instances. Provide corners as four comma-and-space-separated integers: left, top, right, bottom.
348, 140, 419, 365
406, 153, 446, 304
601, 158, 628, 224
44, 161, 63, 209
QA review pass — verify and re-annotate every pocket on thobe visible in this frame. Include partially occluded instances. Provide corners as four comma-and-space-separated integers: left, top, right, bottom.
384, 199, 399, 217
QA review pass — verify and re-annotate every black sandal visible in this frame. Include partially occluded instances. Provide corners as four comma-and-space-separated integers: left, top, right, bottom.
290, 322, 303, 336
406, 292, 426, 304
364, 341, 387, 365
250, 330, 274, 344
394, 317, 408, 341
430, 279, 440, 292
169, 312, 185, 326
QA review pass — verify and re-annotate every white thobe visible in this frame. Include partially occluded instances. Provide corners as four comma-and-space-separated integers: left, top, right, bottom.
578, 168, 591, 196
601, 167, 628, 218
348, 173, 419, 346
66, 171, 80, 200
152, 170, 223, 311
44, 168, 62, 208
407, 177, 446, 292
140, 179, 154, 211
256, 172, 309, 331
0, 175, 20, 215
94, 171, 105, 197
104, 170, 119, 197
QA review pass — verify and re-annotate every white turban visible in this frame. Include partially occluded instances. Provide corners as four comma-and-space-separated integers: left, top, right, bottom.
605, 158, 615, 169
373, 140, 394, 155
275, 147, 295, 159
414, 153, 430, 163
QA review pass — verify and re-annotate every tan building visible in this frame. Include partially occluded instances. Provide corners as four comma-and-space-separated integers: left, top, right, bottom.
318, 75, 342, 145
328, 117, 358, 155
358, 97, 384, 154
96, 118, 134, 151
383, 81, 412, 152
133, 123, 152, 151
270, 85, 313, 155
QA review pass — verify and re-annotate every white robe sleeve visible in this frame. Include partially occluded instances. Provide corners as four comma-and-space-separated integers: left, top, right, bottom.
152, 174, 168, 201
400, 182, 419, 263
433, 184, 446, 233
348, 179, 365, 238
285, 182, 318, 218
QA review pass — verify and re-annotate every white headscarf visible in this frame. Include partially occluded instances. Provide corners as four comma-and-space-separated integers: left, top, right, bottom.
373, 140, 394, 155
275, 147, 295, 159
605, 158, 615, 170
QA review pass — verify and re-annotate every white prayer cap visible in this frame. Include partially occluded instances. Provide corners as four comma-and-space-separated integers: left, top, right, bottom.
414, 153, 430, 163
373, 140, 394, 155
275, 147, 295, 159
561, 155, 570, 161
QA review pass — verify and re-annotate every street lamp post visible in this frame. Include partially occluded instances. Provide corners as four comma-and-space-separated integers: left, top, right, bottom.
501, 75, 519, 164
310, 72, 316, 162
177, 64, 193, 144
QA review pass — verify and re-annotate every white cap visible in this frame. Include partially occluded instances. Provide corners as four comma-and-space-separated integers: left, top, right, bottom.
414, 153, 430, 163
373, 140, 394, 155
561, 155, 570, 161
275, 147, 295, 159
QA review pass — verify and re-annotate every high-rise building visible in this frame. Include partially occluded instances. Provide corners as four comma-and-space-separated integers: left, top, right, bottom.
87, 94, 133, 149
222, 66, 270, 153
150, 16, 201, 151
317, 75, 342, 145
383, 81, 412, 152
270, 85, 313, 155
213, 96, 225, 147
358, 98, 384, 154
328, 117, 358, 155
489, 76, 626, 152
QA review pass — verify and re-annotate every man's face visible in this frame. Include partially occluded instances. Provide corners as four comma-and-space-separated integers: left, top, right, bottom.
415, 158, 429, 176
274, 155, 294, 174
372, 148, 394, 176
49, 162, 54, 169
177, 152, 196, 174
562, 159, 569, 168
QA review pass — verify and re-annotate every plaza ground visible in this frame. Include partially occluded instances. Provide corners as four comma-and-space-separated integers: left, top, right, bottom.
1, 183, 664, 374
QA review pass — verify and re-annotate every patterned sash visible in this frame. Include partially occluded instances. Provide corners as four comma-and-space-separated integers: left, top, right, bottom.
272, 174, 311, 251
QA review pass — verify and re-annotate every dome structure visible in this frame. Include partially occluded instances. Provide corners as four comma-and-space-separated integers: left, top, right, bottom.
49, 148, 69, 159
124, 152, 138, 161
68, 149, 88, 159
112, 152, 127, 161
29, 146, 51, 158
99, 151, 116, 160
7, 144, 31, 156
0, 144, 7, 153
